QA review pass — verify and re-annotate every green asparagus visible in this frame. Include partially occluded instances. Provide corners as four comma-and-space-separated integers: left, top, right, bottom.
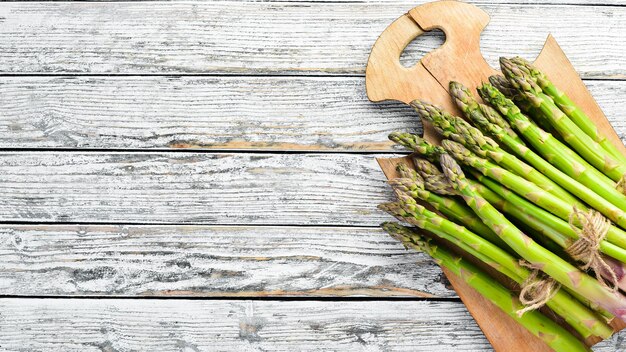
510, 57, 626, 164
388, 131, 445, 162
382, 222, 593, 351
440, 154, 626, 321
412, 99, 581, 207
468, 95, 626, 230
442, 139, 626, 250
388, 176, 507, 249
478, 83, 626, 212
449, 81, 525, 146
412, 158, 456, 195
501, 57, 626, 182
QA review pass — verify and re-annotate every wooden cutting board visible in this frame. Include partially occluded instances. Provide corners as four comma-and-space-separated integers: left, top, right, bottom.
365, 1, 626, 350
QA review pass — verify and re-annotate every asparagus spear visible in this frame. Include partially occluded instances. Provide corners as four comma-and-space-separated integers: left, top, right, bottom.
388, 176, 507, 249
449, 81, 525, 146
468, 96, 626, 230
471, 171, 626, 289
411, 99, 581, 207
383, 222, 593, 351
478, 83, 626, 211
488, 75, 565, 141
395, 163, 420, 182
380, 213, 611, 342
440, 154, 626, 321
387, 176, 617, 320
388, 131, 445, 162
443, 139, 626, 250
412, 158, 456, 195
510, 57, 626, 164
410, 158, 572, 257
501, 58, 626, 182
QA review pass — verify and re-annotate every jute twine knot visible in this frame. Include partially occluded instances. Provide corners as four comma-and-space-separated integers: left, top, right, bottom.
516, 260, 560, 317
567, 206, 618, 292
617, 174, 626, 196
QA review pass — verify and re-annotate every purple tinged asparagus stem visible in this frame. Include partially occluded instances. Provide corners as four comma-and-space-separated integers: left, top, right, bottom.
440, 154, 626, 321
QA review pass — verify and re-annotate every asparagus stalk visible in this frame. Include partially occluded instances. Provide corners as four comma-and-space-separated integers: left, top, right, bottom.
387, 170, 617, 320
465, 175, 618, 321
383, 222, 593, 351
388, 131, 445, 162
443, 139, 626, 250
501, 58, 626, 182
380, 211, 611, 342
440, 154, 626, 321
409, 158, 567, 256
478, 83, 626, 211
388, 176, 507, 249
471, 171, 626, 290
510, 57, 626, 164
468, 96, 626, 231
412, 99, 582, 207
412, 158, 456, 195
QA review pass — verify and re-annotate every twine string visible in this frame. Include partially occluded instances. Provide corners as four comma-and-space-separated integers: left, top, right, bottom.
567, 206, 618, 292
516, 260, 560, 317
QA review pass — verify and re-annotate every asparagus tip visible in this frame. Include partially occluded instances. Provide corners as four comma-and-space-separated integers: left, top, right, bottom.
440, 153, 466, 187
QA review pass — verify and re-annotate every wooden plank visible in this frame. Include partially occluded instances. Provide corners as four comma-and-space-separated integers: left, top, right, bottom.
0, 2, 624, 78
0, 76, 624, 151
0, 152, 401, 225
0, 76, 418, 151
3, 297, 626, 351
0, 225, 453, 297
0, 298, 493, 351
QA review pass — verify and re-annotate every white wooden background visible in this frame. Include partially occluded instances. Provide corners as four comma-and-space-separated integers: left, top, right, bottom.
0, 1, 625, 351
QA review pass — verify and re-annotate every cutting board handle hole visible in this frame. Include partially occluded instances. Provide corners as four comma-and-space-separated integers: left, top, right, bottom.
399, 29, 445, 69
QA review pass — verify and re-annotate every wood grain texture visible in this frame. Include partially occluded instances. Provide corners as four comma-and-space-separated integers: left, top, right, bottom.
0, 152, 402, 225
1, 76, 625, 151
0, 298, 492, 351
0, 225, 453, 297
0, 2, 624, 78
0, 76, 418, 151
3, 298, 626, 351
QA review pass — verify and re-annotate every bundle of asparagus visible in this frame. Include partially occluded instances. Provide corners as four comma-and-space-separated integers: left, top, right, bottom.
380, 57, 626, 351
